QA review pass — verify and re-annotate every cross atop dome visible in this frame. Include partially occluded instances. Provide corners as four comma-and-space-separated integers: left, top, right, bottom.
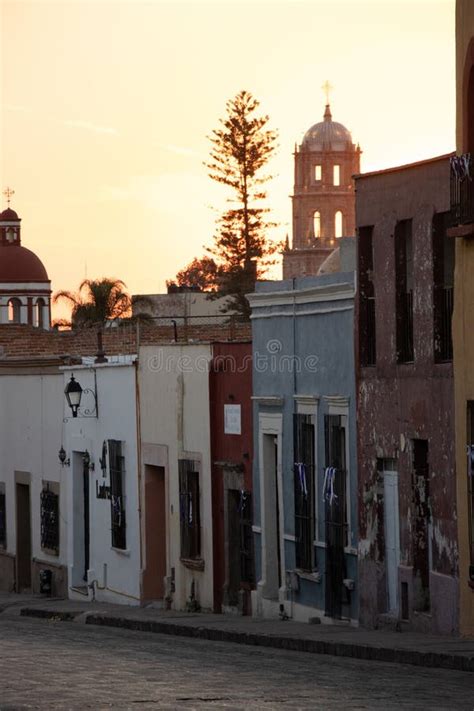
322, 80, 333, 106
3, 187, 15, 207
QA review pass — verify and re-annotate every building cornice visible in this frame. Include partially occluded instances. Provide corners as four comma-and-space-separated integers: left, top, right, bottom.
248, 280, 355, 310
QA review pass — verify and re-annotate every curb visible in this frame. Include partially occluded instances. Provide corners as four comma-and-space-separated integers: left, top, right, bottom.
18, 608, 474, 673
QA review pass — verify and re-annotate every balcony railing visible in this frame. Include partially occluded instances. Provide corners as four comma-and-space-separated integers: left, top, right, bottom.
450, 154, 474, 226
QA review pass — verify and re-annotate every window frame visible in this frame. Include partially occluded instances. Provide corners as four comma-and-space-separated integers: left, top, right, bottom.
293, 413, 315, 572
179, 459, 201, 561
109, 440, 127, 550
40, 483, 59, 555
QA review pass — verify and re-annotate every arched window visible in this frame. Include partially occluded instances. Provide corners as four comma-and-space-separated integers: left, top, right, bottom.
36, 298, 45, 328
313, 211, 321, 239
335, 211, 343, 238
8, 298, 21, 323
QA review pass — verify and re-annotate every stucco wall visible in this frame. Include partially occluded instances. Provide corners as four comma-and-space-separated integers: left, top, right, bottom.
0, 368, 66, 592
138, 344, 214, 611
63, 362, 141, 605
355, 157, 458, 634
250, 271, 358, 622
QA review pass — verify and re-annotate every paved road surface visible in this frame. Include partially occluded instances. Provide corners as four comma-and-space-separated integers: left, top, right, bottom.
0, 615, 471, 710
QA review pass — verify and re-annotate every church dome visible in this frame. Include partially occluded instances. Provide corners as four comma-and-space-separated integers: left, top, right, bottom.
0, 207, 20, 222
302, 105, 352, 151
0, 245, 49, 282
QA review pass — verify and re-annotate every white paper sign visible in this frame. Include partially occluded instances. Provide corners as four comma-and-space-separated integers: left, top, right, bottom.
224, 404, 241, 435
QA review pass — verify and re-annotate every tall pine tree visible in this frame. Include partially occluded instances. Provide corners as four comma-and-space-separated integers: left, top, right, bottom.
206, 90, 279, 318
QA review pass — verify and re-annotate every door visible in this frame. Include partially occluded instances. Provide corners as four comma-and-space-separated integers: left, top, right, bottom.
413, 439, 430, 611
143, 465, 166, 600
83, 462, 90, 582
16, 483, 31, 591
383, 471, 400, 614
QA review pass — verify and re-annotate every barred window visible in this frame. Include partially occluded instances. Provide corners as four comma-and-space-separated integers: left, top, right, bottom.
179, 460, 201, 560
109, 440, 126, 550
0, 484, 6, 548
40, 485, 59, 554
294, 413, 315, 571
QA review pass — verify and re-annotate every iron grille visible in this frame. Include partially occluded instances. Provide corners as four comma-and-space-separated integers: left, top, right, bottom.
238, 491, 254, 584
450, 154, 474, 226
109, 440, 126, 550
324, 415, 348, 619
294, 413, 315, 571
179, 460, 201, 560
0, 492, 6, 547
40, 488, 59, 553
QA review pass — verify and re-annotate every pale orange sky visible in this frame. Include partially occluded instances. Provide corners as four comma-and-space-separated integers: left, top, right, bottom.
1, 0, 455, 312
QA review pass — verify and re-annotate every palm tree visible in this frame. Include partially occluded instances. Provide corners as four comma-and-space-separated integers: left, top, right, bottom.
53, 278, 136, 327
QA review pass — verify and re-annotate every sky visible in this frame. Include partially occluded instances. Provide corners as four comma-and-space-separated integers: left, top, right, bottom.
1, 0, 455, 313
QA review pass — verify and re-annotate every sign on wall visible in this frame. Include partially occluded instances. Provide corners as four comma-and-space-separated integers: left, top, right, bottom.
224, 404, 241, 435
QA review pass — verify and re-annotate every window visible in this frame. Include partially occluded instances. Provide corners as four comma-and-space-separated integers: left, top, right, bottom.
358, 226, 376, 366
335, 211, 343, 238
109, 440, 126, 550
36, 298, 45, 329
179, 459, 201, 560
40, 484, 59, 554
333, 165, 341, 186
395, 219, 414, 363
294, 414, 315, 571
7, 298, 21, 323
432, 212, 454, 362
314, 165, 322, 181
229, 489, 254, 584
313, 210, 321, 239
468, 402, 474, 570
0, 483, 6, 548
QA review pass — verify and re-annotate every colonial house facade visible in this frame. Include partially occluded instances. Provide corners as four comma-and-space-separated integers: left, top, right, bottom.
249, 238, 358, 623
355, 155, 459, 635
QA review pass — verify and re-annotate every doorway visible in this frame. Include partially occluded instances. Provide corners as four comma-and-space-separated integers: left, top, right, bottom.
16, 483, 31, 591
143, 465, 166, 601
262, 433, 281, 599
413, 439, 430, 612
72, 455, 91, 588
383, 469, 400, 614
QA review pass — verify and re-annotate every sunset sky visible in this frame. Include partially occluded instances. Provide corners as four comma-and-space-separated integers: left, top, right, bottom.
1, 0, 455, 311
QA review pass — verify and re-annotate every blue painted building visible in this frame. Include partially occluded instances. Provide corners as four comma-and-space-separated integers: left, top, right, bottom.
248, 239, 358, 623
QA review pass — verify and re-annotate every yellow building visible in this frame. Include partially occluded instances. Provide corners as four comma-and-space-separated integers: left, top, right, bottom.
450, 0, 474, 636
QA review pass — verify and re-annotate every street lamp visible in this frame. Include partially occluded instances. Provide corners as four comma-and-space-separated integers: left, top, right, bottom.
64, 374, 83, 418
58, 446, 70, 467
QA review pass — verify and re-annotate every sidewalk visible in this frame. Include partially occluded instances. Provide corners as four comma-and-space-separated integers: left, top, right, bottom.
1, 593, 473, 673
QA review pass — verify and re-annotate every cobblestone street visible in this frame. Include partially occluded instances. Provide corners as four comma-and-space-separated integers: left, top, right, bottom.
0, 616, 472, 710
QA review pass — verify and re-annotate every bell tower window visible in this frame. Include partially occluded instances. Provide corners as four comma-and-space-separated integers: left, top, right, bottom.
335, 211, 343, 238
8, 298, 21, 323
36, 298, 45, 329
314, 165, 322, 182
6, 228, 16, 243
333, 165, 341, 186
313, 211, 321, 239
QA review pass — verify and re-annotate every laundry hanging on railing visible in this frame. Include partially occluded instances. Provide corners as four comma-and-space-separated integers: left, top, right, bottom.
294, 462, 308, 498
450, 153, 472, 181
467, 444, 474, 477
237, 489, 249, 513
323, 467, 338, 505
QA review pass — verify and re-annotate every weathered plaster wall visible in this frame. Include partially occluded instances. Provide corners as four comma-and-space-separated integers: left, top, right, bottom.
453, 0, 474, 636
356, 156, 458, 634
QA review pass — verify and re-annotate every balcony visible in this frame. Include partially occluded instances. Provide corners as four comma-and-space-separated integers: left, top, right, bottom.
450, 154, 474, 231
